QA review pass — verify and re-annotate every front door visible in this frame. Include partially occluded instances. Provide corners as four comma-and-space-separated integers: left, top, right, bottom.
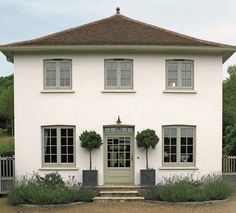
104, 126, 134, 184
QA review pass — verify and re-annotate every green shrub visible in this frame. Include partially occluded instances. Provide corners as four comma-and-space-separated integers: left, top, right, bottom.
74, 187, 98, 202
0, 136, 14, 155
8, 173, 96, 205
143, 174, 232, 202
224, 125, 236, 155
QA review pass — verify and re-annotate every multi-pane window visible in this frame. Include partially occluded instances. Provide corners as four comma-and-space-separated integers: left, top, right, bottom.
105, 59, 133, 89
44, 59, 72, 89
107, 137, 131, 168
42, 126, 75, 167
163, 126, 195, 166
166, 60, 194, 89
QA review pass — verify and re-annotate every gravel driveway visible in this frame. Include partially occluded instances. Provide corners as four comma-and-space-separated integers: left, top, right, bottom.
1, 194, 236, 213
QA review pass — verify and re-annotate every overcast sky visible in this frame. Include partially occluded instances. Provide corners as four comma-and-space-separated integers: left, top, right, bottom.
0, 0, 235, 77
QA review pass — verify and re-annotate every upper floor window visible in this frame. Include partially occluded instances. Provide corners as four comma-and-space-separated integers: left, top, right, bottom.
105, 59, 133, 90
42, 126, 75, 167
166, 60, 194, 90
163, 125, 195, 167
44, 59, 72, 90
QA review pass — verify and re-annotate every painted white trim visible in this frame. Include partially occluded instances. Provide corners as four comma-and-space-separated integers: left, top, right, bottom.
163, 90, 197, 94
101, 90, 136, 93
39, 167, 79, 171
1, 45, 235, 52
1, 45, 235, 63
159, 167, 199, 170
40, 90, 75, 93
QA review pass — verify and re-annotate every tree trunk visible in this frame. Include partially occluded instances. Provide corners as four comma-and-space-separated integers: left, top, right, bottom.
89, 150, 92, 170
146, 148, 148, 169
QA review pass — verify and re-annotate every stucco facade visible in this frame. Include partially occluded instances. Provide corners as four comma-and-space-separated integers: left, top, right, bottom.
13, 52, 222, 185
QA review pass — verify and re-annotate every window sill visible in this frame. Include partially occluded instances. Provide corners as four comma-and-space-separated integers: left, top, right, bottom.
163, 90, 197, 94
101, 90, 136, 93
39, 167, 79, 171
40, 90, 75, 93
159, 167, 198, 170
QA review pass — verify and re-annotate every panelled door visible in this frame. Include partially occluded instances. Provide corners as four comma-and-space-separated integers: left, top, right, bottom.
104, 126, 134, 184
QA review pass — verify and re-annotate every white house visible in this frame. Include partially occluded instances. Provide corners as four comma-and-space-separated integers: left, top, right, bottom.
1, 9, 235, 185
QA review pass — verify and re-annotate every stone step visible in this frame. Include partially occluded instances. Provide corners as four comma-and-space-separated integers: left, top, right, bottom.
93, 196, 145, 203
96, 185, 141, 192
100, 190, 138, 197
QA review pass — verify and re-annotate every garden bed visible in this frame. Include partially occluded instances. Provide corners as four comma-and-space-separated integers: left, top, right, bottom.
8, 173, 97, 205
143, 174, 233, 202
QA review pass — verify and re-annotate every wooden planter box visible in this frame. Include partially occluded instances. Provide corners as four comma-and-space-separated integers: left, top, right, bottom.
82, 170, 98, 186
140, 169, 156, 186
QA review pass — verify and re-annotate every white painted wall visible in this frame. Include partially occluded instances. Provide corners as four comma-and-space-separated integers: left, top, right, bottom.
14, 52, 222, 185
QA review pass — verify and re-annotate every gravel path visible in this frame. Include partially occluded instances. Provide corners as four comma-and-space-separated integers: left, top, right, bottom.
1, 194, 236, 213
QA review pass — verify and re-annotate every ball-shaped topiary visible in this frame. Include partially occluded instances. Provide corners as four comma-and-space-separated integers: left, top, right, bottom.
80, 131, 102, 170
136, 129, 159, 169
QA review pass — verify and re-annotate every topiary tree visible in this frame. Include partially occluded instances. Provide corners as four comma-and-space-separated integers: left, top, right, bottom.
80, 131, 102, 170
136, 129, 159, 169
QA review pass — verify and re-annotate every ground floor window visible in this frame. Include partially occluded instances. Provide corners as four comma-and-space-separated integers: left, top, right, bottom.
163, 126, 195, 167
42, 126, 75, 167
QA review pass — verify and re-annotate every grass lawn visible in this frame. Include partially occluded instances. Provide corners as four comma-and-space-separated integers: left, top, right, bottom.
1, 194, 236, 213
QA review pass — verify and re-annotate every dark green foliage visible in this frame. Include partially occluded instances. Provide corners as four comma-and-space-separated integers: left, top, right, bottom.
0, 136, 14, 155
223, 65, 236, 130
143, 174, 232, 202
80, 131, 102, 170
0, 75, 14, 135
8, 173, 96, 205
74, 187, 98, 202
136, 129, 159, 169
224, 125, 236, 155
34, 173, 65, 187
80, 131, 102, 151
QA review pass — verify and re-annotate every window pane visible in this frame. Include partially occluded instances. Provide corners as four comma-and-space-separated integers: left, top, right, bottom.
51, 155, 57, 163
45, 155, 50, 163
167, 63, 178, 87
44, 128, 57, 163
60, 127, 74, 163
120, 62, 132, 87
68, 155, 74, 163
61, 138, 66, 145
181, 62, 192, 88
163, 126, 195, 165
180, 127, 194, 163
106, 62, 117, 87
61, 155, 67, 163
68, 128, 73, 136
45, 62, 56, 87
61, 146, 67, 154
68, 146, 73, 154
60, 62, 71, 87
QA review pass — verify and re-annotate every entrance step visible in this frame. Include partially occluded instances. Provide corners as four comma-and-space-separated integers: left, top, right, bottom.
93, 196, 144, 203
100, 190, 138, 197
93, 185, 145, 202
96, 185, 141, 192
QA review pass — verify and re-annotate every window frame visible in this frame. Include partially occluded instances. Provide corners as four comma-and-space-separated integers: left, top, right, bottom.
162, 125, 196, 167
166, 60, 194, 90
42, 125, 76, 167
44, 59, 72, 90
104, 59, 133, 90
